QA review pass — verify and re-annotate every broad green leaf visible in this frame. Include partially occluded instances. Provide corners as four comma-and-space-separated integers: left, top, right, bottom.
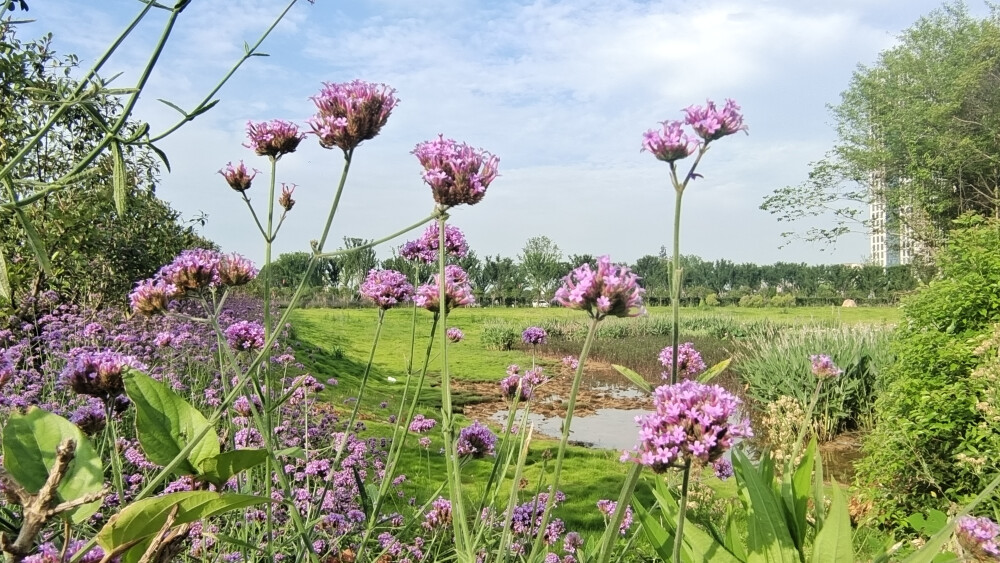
632, 497, 674, 562
724, 506, 748, 561
733, 449, 799, 563
96, 491, 269, 554
149, 143, 171, 172
110, 140, 127, 216
783, 437, 817, 549
811, 478, 853, 563
12, 206, 52, 276
699, 358, 732, 383
0, 250, 10, 304
812, 444, 826, 530
648, 478, 742, 563
612, 364, 652, 394
2, 407, 103, 523
123, 369, 219, 476
198, 449, 269, 486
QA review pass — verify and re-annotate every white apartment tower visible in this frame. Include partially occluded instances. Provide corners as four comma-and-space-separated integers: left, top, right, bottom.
869, 171, 923, 267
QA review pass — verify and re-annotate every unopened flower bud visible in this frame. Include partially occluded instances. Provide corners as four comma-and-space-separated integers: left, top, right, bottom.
279, 183, 296, 211
220, 161, 257, 192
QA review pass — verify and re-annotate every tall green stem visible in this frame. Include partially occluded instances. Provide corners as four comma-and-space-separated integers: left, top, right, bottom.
670, 183, 684, 385
262, 156, 278, 558
436, 213, 471, 559
671, 459, 693, 563
528, 316, 601, 560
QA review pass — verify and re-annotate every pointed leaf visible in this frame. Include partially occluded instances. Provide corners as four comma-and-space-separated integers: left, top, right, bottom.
110, 140, 127, 216
648, 478, 742, 563
699, 358, 732, 383
612, 364, 652, 394
157, 98, 189, 117
0, 250, 10, 304
12, 206, 52, 276
901, 473, 1000, 563
783, 437, 817, 549
123, 369, 219, 476
149, 143, 171, 172
96, 491, 269, 553
2, 408, 104, 523
632, 497, 674, 562
811, 479, 853, 563
813, 442, 826, 530
198, 449, 269, 486
733, 449, 798, 563
189, 99, 220, 119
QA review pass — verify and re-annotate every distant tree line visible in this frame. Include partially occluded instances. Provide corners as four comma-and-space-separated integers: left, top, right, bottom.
260, 234, 928, 308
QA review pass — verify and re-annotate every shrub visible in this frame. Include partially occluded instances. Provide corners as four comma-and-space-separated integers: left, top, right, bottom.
703, 292, 720, 307
769, 293, 796, 308
480, 320, 518, 351
737, 325, 892, 442
738, 294, 766, 308
857, 216, 1000, 523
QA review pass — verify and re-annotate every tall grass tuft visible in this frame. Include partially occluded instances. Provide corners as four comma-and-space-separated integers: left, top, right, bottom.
480, 319, 519, 351
736, 325, 892, 442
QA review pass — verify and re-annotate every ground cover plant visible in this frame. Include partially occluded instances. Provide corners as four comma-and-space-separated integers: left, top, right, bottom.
1, 3, 1000, 563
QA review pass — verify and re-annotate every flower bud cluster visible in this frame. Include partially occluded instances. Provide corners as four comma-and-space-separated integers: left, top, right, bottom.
522, 326, 548, 345
244, 119, 305, 158
658, 342, 707, 381
360, 269, 414, 310
130, 249, 257, 315
413, 265, 475, 313
956, 515, 1000, 559
413, 135, 499, 208
400, 223, 469, 264
642, 99, 747, 163
553, 256, 645, 320
61, 348, 146, 399
456, 420, 497, 458
309, 80, 398, 152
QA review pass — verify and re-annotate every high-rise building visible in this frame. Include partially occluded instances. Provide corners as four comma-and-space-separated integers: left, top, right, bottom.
869, 172, 927, 267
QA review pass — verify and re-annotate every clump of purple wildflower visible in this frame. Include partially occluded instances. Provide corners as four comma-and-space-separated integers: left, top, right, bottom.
218, 253, 258, 287
956, 515, 1000, 559
61, 348, 146, 399
360, 269, 414, 309
225, 320, 265, 352
413, 135, 499, 208
596, 499, 634, 535
642, 120, 698, 163
553, 256, 645, 320
409, 414, 437, 434
244, 119, 304, 158
219, 161, 257, 192
713, 457, 734, 480
500, 366, 548, 403
446, 327, 464, 343
561, 355, 579, 370
623, 379, 752, 473
157, 249, 222, 292
128, 279, 178, 315
422, 497, 452, 531
522, 326, 547, 345
684, 99, 748, 142
810, 354, 842, 379
456, 421, 497, 458
400, 223, 470, 264
413, 265, 475, 313
658, 342, 707, 381
309, 80, 398, 152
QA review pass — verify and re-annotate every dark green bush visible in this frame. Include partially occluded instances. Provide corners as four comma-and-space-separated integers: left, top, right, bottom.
857, 215, 1000, 524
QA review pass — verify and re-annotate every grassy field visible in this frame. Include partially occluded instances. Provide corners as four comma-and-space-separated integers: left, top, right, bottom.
288, 304, 899, 537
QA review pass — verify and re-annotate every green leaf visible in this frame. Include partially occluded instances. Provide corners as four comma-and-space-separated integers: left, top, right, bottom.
110, 140, 127, 216
901, 472, 1000, 563
11, 206, 52, 276
0, 250, 10, 304
198, 449, 268, 486
96, 491, 269, 554
811, 478, 853, 563
612, 364, 652, 394
783, 437, 817, 549
123, 369, 219, 476
632, 496, 674, 562
2, 407, 104, 523
149, 143, 171, 172
733, 449, 799, 563
812, 443, 826, 530
157, 98, 189, 117
189, 99, 220, 119
699, 358, 732, 383
648, 478, 742, 563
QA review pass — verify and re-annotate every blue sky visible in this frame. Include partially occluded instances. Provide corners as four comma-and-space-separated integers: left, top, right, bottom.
18, 0, 990, 267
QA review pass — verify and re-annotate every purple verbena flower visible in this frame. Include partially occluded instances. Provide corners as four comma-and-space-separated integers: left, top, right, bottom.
522, 326, 548, 345
219, 161, 258, 192
810, 354, 842, 379
658, 342, 707, 381
623, 380, 752, 473
642, 120, 699, 163
553, 256, 645, 320
413, 265, 475, 313
409, 414, 437, 434
400, 223, 470, 263
596, 499, 634, 535
61, 348, 146, 399
456, 421, 497, 458
156, 249, 222, 292
422, 497, 452, 531
561, 355, 579, 370
684, 99, 748, 142
713, 457, 734, 480
413, 135, 499, 208
218, 253, 258, 287
225, 320, 265, 352
956, 515, 1000, 559
309, 80, 398, 152
128, 279, 178, 316
244, 119, 304, 158
446, 327, 464, 343
360, 269, 414, 309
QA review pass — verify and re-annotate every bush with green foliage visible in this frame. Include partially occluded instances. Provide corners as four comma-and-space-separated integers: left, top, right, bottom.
738, 294, 766, 308
480, 320, 518, 351
857, 216, 1000, 523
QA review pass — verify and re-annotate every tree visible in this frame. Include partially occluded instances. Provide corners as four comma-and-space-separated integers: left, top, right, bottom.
337, 237, 378, 292
259, 252, 329, 289
0, 24, 209, 308
762, 3, 1000, 250
481, 254, 525, 306
518, 236, 562, 302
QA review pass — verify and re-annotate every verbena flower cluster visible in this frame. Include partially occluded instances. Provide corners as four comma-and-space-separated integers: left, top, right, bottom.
413, 265, 476, 313
422, 497, 452, 531
244, 119, 305, 158
522, 326, 547, 345
810, 354, 843, 379
130, 249, 257, 315
658, 342, 707, 380
408, 414, 437, 434
456, 420, 497, 458
61, 349, 146, 400
400, 223, 469, 263
413, 135, 499, 208
561, 355, 579, 370
224, 320, 266, 352
446, 327, 464, 343
500, 365, 548, 403
596, 499, 634, 536
956, 515, 1000, 559
360, 269, 414, 309
308, 80, 398, 153
642, 99, 747, 163
219, 161, 258, 192
553, 256, 645, 320
623, 380, 752, 473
